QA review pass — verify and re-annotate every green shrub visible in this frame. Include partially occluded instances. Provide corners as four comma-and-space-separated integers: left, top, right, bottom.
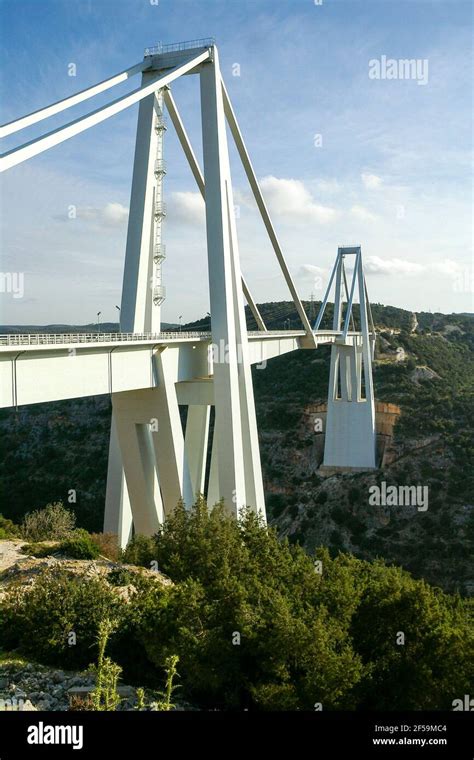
121, 534, 157, 568
0, 514, 20, 539
1, 497, 471, 711
21, 501, 75, 542
21, 541, 57, 557
349, 560, 473, 709
59, 529, 100, 559
107, 568, 137, 587
132, 499, 473, 711
134, 499, 363, 709
0, 567, 126, 668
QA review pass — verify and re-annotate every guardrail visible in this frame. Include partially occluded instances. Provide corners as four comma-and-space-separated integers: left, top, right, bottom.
0, 329, 310, 347
144, 38, 216, 57
0, 331, 211, 346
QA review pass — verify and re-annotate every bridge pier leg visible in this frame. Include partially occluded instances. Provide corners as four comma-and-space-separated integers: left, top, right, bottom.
207, 420, 220, 508
151, 351, 193, 517
200, 47, 265, 519
104, 413, 133, 546
108, 391, 164, 538
323, 341, 376, 469
185, 405, 210, 498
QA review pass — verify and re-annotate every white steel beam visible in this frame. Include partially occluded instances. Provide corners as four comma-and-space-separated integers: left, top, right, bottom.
221, 79, 316, 347
0, 50, 210, 172
0, 60, 150, 138
314, 255, 339, 330
342, 248, 361, 340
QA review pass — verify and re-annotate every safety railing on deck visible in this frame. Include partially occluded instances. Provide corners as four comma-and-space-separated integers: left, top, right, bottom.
0, 332, 211, 346
0, 329, 312, 347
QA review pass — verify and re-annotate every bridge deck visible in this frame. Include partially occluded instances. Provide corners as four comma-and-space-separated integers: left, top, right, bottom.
0, 329, 358, 350
0, 330, 363, 409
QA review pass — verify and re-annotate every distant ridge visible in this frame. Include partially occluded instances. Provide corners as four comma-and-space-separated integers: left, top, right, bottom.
0, 322, 180, 334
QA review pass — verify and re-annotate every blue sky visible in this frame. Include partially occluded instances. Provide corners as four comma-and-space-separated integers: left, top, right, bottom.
0, 0, 472, 325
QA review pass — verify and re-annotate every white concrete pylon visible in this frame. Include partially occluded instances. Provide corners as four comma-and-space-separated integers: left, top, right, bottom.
120, 74, 164, 334
199, 48, 266, 518
321, 247, 376, 470
200, 47, 249, 516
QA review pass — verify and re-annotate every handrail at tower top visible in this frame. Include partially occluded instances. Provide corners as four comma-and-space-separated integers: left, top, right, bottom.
144, 38, 216, 57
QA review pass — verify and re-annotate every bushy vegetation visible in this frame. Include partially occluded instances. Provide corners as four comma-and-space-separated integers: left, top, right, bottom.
2, 499, 471, 710
90, 532, 120, 561
0, 513, 20, 539
0, 568, 126, 669
20, 501, 76, 542
58, 529, 100, 559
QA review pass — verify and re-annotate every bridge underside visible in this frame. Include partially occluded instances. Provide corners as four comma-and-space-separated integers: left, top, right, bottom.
0, 331, 334, 408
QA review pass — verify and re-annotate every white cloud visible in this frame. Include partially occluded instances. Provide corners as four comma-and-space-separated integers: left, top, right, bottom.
299, 264, 328, 279
169, 191, 205, 225
364, 256, 425, 276
361, 173, 383, 190
102, 202, 129, 225
432, 258, 462, 276
260, 176, 339, 224
350, 205, 378, 222
63, 202, 129, 227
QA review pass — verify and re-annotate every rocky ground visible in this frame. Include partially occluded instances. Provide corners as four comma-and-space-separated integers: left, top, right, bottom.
0, 658, 183, 711
0, 661, 103, 711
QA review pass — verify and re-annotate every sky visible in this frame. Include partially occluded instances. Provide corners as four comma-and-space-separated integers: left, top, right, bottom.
0, 0, 472, 326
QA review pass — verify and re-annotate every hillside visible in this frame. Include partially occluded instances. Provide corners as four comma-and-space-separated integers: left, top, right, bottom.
0, 302, 472, 595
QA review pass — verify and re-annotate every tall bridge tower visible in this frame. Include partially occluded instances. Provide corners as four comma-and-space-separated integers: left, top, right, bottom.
1, 39, 377, 547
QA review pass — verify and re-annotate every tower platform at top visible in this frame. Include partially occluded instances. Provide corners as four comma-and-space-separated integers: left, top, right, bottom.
144, 38, 216, 70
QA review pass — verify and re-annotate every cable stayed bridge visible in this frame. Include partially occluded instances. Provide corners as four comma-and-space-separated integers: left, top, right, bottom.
0, 39, 377, 546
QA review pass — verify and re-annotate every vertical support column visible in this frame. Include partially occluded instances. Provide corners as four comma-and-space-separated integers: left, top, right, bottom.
207, 424, 220, 507
200, 48, 248, 516
151, 349, 193, 516
110, 393, 163, 537
104, 413, 133, 547
185, 405, 210, 498
151, 90, 167, 331
225, 179, 266, 519
105, 67, 167, 542
120, 70, 162, 333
